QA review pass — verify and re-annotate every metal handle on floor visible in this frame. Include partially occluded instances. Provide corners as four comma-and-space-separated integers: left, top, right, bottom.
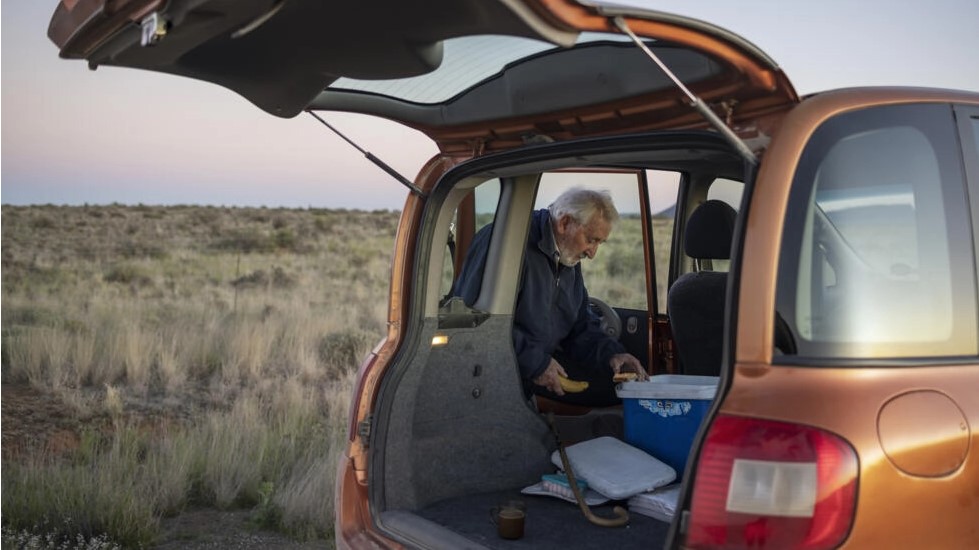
547, 413, 630, 527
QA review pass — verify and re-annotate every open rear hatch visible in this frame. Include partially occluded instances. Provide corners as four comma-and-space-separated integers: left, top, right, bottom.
50, 0, 798, 154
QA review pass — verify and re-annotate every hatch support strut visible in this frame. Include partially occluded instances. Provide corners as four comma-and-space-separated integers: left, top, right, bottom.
305, 110, 425, 197
611, 17, 758, 166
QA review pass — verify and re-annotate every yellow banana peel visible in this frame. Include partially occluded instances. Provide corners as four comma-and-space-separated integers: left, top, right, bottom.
557, 374, 589, 393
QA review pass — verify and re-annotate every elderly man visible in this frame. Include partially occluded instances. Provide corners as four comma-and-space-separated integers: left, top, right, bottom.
452, 187, 647, 406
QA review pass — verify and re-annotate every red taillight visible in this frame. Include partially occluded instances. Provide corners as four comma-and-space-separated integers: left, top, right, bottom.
686, 415, 858, 550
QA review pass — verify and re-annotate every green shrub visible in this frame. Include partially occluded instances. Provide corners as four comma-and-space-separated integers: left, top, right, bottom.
116, 240, 168, 260
272, 229, 298, 251
249, 481, 281, 530
313, 215, 336, 233
231, 267, 296, 290
103, 264, 152, 286
30, 216, 57, 230
231, 269, 269, 288
212, 229, 274, 254
318, 330, 375, 372
3, 306, 61, 328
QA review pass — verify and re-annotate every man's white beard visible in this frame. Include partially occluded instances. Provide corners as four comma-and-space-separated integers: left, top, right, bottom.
556, 242, 581, 267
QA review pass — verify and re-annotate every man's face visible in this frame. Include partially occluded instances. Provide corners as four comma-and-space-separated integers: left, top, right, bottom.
554, 214, 611, 267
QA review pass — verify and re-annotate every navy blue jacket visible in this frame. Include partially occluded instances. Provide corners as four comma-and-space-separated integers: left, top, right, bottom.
452, 209, 625, 382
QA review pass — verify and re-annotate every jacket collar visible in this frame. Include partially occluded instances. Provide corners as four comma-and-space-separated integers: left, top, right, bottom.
534, 209, 562, 264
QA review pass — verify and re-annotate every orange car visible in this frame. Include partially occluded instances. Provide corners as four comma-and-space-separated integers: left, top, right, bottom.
50, 1, 979, 548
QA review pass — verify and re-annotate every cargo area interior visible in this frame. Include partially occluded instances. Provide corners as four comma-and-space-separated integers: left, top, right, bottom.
372, 336, 704, 549
365, 134, 743, 548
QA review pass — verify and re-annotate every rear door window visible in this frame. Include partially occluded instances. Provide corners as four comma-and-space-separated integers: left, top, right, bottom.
775, 103, 978, 359
704, 178, 744, 274
706, 178, 744, 212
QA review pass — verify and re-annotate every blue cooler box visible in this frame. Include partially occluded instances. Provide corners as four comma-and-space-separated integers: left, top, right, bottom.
616, 375, 718, 475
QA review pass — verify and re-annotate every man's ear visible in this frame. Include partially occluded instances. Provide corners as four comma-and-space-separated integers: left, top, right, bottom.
556, 215, 576, 236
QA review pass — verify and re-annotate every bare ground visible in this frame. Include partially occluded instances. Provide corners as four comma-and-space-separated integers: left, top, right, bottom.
153, 508, 331, 549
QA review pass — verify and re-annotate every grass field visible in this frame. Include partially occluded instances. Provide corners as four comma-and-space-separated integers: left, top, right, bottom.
0, 203, 669, 549
1, 204, 399, 548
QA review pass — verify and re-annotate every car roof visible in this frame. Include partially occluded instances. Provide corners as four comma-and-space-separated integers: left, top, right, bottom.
49, 0, 799, 152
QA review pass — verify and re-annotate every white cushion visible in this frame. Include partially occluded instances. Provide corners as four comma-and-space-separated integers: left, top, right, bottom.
550, 436, 676, 500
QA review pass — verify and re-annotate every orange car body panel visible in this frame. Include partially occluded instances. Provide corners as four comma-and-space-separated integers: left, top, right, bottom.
721, 363, 979, 548
731, 86, 979, 548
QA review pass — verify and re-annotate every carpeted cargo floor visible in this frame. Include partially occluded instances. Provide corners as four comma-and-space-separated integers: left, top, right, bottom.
418, 488, 670, 549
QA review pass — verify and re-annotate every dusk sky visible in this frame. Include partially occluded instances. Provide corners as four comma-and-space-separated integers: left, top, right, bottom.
3, 1, 978, 211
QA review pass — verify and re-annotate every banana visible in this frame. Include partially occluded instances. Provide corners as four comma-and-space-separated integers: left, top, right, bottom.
613, 372, 638, 383
557, 374, 589, 393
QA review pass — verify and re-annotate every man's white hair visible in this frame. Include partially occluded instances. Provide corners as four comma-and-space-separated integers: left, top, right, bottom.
548, 187, 619, 226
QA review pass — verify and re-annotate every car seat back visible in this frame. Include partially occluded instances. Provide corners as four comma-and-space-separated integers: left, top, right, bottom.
667, 200, 736, 376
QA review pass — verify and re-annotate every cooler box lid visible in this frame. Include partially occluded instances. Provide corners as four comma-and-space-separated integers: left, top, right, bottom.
616, 374, 719, 400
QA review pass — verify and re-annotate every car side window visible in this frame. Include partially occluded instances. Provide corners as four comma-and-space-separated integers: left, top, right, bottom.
440, 179, 501, 303
537, 172, 646, 310
775, 104, 978, 359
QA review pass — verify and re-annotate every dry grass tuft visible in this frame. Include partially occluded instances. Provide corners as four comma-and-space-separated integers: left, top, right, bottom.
1, 204, 398, 547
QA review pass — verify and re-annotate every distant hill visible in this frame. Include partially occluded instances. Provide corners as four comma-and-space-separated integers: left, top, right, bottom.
653, 203, 676, 218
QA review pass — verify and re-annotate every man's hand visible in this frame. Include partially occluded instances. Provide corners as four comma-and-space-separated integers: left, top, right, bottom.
609, 353, 648, 381
533, 358, 569, 395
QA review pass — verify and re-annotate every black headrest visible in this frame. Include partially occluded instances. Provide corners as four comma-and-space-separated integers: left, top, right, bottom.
684, 200, 737, 260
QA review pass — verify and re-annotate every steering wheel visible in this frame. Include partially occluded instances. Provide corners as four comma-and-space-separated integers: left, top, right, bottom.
588, 297, 622, 340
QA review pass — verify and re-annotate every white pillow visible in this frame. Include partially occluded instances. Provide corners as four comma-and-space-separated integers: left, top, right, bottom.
550, 436, 676, 500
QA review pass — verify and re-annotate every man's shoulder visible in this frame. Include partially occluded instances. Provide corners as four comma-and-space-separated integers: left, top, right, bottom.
528, 208, 551, 242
